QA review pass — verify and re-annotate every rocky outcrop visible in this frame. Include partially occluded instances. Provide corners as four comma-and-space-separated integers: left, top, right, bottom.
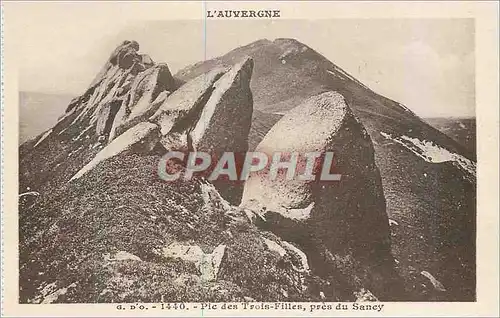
150, 67, 228, 142
53, 41, 175, 144
64, 54, 254, 206
149, 57, 254, 204
190, 57, 253, 152
109, 63, 175, 141
190, 57, 254, 204
241, 91, 399, 299
157, 243, 227, 282
70, 122, 160, 180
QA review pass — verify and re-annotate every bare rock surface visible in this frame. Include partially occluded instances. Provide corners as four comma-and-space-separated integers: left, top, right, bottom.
70, 122, 160, 180
109, 63, 175, 141
53, 41, 174, 144
190, 57, 253, 153
150, 68, 228, 138
189, 57, 254, 204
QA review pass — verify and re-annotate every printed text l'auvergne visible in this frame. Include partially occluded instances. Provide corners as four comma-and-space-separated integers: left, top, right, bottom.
207, 10, 281, 18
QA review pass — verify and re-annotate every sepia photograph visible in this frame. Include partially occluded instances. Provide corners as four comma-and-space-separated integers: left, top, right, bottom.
2, 1, 499, 317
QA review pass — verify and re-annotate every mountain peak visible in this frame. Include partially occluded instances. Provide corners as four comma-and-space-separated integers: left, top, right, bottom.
273, 37, 303, 45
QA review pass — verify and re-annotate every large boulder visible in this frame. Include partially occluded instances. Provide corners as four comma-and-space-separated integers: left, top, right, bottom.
148, 58, 254, 204
109, 40, 141, 70
241, 91, 399, 298
190, 57, 253, 152
190, 57, 254, 204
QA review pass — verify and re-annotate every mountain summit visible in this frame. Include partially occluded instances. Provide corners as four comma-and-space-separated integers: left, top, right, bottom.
19, 38, 475, 303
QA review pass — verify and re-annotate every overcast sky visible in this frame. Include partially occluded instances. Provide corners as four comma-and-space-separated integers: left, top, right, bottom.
10, 3, 474, 117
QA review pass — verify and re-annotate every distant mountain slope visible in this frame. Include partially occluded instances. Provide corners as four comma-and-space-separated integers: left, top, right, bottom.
424, 117, 476, 157
176, 38, 476, 301
19, 92, 74, 144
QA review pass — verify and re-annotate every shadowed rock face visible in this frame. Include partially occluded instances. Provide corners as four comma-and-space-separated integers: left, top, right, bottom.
150, 67, 228, 140
190, 57, 254, 153
242, 91, 399, 299
148, 57, 254, 204
190, 57, 254, 204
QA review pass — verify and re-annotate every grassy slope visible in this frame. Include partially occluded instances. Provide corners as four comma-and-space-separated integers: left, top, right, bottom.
20, 150, 343, 303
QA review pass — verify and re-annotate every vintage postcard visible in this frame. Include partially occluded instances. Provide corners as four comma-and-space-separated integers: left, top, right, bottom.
1, 1, 498, 317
